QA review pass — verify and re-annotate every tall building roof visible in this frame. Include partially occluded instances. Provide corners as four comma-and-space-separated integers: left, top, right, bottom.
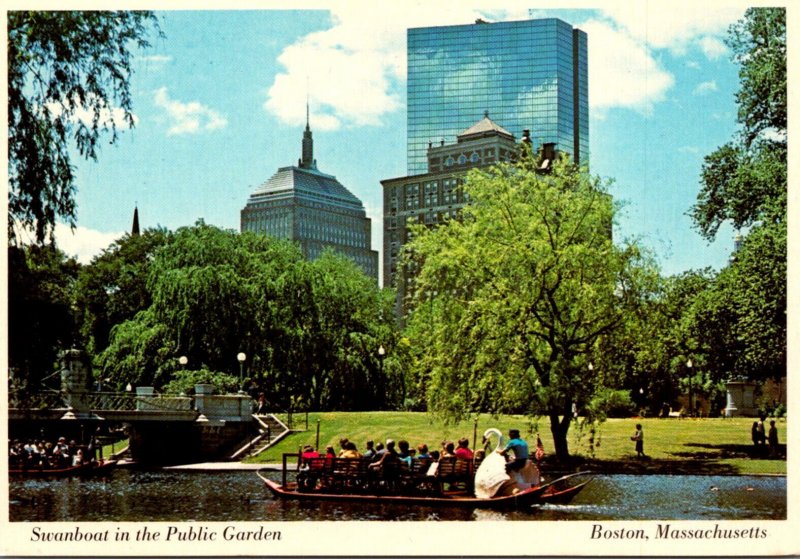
457, 112, 514, 142
251, 166, 364, 210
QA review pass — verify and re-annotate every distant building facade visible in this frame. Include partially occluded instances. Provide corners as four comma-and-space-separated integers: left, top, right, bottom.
382, 114, 553, 314
407, 17, 588, 175
240, 115, 378, 281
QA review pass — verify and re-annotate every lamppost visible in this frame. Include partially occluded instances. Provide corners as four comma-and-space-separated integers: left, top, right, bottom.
179, 356, 188, 368
687, 359, 693, 417
237, 352, 247, 394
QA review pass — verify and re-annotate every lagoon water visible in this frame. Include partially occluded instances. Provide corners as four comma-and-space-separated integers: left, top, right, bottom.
9, 469, 786, 522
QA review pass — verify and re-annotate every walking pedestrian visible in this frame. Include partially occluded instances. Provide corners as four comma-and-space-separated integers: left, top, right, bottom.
767, 420, 779, 458
631, 424, 645, 458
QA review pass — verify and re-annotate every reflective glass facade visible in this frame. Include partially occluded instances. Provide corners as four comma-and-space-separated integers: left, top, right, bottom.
407, 18, 588, 174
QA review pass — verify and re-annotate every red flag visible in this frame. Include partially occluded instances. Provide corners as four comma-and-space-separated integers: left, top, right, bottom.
535, 434, 545, 461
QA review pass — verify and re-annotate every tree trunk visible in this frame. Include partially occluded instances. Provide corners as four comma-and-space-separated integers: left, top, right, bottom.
549, 412, 572, 462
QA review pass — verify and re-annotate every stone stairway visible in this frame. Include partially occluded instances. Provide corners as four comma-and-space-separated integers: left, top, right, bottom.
228, 413, 290, 460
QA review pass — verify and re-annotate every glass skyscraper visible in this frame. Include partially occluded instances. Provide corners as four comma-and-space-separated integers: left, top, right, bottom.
407, 18, 588, 175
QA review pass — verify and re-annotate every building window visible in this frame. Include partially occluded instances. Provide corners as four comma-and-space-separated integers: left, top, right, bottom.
458, 154, 467, 165
445, 156, 454, 167
470, 152, 480, 163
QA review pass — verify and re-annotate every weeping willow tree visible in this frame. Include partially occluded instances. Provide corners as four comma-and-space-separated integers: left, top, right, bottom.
403, 156, 658, 460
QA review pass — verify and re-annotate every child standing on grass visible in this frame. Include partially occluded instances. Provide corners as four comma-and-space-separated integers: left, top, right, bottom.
631, 424, 644, 459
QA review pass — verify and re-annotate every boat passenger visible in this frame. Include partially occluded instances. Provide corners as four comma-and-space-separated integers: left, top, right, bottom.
362, 440, 376, 461
301, 445, 320, 463
369, 439, 398, 470
371, 442, 386, 463
442, 441, 456, 457
415, 444, 431, 459
340, 441, 362, 459
337, 438, 350, 457
500, 429, 529, 473
397, 440, 412, 468
455, 438, 474, 460
429, 450, 440, 462
324, 445, 336, 467
72, 448, 85, 466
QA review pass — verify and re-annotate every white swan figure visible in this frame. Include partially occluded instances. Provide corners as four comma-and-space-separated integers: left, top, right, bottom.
473, 428, 541, 499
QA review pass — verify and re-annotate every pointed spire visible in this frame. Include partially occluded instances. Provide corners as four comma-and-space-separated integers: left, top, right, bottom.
299, 98, 316, 170
131, 205, 140, 236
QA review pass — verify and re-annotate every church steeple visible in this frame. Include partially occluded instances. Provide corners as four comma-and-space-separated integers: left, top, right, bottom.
299, 100, 316, 170
131, 205, 140, 236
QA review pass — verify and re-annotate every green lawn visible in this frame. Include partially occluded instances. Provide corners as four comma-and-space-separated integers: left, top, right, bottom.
243, 412, 786, 476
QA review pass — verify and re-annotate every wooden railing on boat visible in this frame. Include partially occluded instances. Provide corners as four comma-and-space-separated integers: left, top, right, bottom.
281, 453, 482, 496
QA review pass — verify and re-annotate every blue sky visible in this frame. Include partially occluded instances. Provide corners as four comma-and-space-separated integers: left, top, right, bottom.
45, 4, 754, 281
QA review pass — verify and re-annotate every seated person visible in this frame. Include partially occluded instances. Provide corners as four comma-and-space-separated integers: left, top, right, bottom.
362, 440, 376, 461
442, 441, 456, 457
415, 444, 431, 459
454, 437, 474, 460
300, 444, 320, 464
369, 439, 398, 470
397, 440, 412, 468
340, 441, 362, 459
500, 429, 529, 472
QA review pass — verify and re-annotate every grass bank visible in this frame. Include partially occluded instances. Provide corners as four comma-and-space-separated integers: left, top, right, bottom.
243, 412, 786, 476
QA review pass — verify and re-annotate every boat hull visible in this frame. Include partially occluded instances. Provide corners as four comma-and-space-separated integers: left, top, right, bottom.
258, 470, 590, 510
9, 459, 118, 478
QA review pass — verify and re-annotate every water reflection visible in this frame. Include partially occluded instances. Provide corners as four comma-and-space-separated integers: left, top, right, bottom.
9, 470, 785, 522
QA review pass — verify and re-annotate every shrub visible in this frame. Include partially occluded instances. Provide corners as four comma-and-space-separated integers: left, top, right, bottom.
162, 369, 240, 395
589, 388, 636, 419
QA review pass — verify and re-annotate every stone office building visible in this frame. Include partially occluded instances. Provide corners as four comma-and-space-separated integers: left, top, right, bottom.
240, 115, 379, 282
382, 114, 552, 314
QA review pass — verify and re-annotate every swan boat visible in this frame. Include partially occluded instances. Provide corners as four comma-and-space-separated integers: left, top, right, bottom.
257, 430, 592, 510
9, 459, 118, 478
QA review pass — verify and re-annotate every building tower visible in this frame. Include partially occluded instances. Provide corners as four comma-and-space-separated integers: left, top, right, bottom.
131, 205, 140, 236
406, 17, 588, 175
382, 114, 555, 316
240, 109, 379, 282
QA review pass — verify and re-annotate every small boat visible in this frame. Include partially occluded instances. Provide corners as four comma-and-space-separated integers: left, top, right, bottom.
9, 459, 118, 478
257, 453, 591, 511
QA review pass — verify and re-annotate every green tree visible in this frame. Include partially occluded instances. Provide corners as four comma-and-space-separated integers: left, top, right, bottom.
8, 244, 80, 391
98, 222, 398, 408
689, 8, 786, 384
73, 228, 172, 355
404, 159, 656, 460
8, 11, 160, 243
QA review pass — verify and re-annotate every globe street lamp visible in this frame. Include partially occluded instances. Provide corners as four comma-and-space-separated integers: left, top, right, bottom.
237, 352, 247, 394
179, 356, 188, 368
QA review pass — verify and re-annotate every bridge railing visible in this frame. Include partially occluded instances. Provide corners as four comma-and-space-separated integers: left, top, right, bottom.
8, 390, 65, 410
88, 392, 193, 412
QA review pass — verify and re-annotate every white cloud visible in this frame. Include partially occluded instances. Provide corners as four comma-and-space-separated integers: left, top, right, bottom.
264, 5, 492, 129
141, 54, 173, 65
265, 5, 743, 126
54, 223, 124, 264
693, 80, 718, 95
580, 19, 674, 116
153, 87, 228, 135
45, 101, 138, 129
598, 4, 744, 53
698, 36, 728, 60
686, 60, 701, 70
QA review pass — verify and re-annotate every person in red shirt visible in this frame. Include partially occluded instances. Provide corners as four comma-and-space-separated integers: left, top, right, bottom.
454, 437, 474, 460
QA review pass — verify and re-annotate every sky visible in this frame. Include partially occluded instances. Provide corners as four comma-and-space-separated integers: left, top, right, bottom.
39, 2, 761, 281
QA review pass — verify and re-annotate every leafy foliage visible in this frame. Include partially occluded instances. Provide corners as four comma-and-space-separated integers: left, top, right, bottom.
97, 222, 398, 409
8, 11, 160, 243
404, 158, 657, 459
162, 369, 240, 396
688, 8, 786, 384
7, 244, 80, 390
692, 8, 786, 239
73, 228, 172, 355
